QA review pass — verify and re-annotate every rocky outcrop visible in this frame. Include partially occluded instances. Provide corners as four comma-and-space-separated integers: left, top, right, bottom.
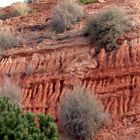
0, 0, 140, 139
0, 41, 140, 119
1, 42, 140, 139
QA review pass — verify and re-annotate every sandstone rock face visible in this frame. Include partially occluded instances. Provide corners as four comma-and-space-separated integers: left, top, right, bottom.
0, 0, 140, 139
1, 42, 140, 139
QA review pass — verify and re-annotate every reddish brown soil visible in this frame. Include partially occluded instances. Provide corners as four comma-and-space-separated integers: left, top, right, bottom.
0, 0, 140, 139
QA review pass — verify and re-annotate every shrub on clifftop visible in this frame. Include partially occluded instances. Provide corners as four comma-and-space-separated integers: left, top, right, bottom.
0, 27, 22, 50
85, 7, 131, 53
50, 0, 84, 33
11, 2, 30, 16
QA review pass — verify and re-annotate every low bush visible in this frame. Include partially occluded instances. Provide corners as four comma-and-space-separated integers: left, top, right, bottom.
0, 27, 22, 49
11, 2, 30, 16
58, 87, 110, 140
0, 96, 60, 140
79, 0, 97, 4
50, 0, 84, 33
85, 7, 131, 53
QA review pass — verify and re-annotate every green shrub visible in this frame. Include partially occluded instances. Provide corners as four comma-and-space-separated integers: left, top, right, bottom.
0, 27, 22, 49
0, 96, 60, 140
58, 87, 110, 140
85, 7, 131, 53
79, 0, 97, 4
11, 2, 30, 16
50, 0, 84, 33
0, 13, 7, 20
24, 0, 38, 3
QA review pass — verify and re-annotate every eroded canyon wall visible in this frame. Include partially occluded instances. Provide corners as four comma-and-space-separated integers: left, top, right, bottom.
0, 41, 140, 124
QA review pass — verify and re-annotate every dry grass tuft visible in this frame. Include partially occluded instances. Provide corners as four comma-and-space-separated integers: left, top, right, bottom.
11, 2, 30, 16
0, 27, 22, 49
50, 0, 84, 33
0, 78, 22, 107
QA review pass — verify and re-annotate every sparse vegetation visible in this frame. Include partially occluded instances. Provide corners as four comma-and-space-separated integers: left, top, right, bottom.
25, 0, 38, 3
0, 96, 60, 140
50, 0, 84, 33
0, 13, 7, 20
58, 87, 110, 140
0, 27, 22, 49
0, 78, 22, 107
79, 0, 97, 4
85, 7, 131, 53
11, 2, 30, 16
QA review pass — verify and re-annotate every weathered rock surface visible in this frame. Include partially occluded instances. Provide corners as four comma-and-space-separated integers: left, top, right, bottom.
0, 0, 140, 139
1, 40, 140, 139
